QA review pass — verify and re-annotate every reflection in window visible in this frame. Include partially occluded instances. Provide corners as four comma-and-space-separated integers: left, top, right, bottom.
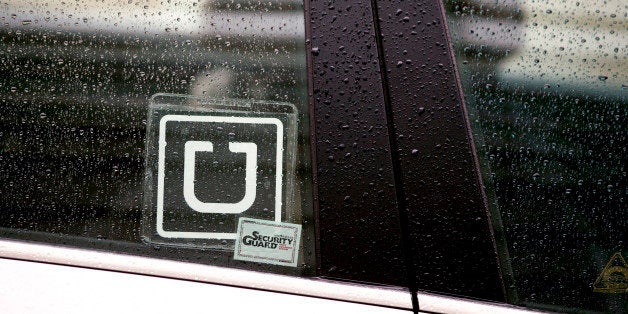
445, 0, 626, 312
0, 0, 312, 275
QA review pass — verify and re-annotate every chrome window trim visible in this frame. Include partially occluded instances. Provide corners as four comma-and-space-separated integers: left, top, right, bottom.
0, 239, 549, 313
416, 292, 546, 314
0, 239, 412, 310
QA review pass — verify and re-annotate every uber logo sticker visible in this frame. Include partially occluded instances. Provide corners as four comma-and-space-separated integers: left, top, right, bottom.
143, 95, 297, 249
183, 141, 258, 214
157, 115, 283, 239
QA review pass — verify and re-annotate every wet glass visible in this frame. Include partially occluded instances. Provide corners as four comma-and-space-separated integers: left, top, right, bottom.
445, 0, 626, 312
0, 0, 314, 275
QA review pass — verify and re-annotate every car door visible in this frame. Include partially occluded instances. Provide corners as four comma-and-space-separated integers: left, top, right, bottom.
1, 0, 624, 313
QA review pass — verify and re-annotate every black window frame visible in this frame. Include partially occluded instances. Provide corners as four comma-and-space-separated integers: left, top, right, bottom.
307, 0, 507, 305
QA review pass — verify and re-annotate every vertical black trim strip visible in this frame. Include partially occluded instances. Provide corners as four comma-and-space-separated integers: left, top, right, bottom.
432, 0, 511, 302
374, 0, 506, 302
302, 0, 321, 275
305, 0, 407, 286
370, 0, 420, 312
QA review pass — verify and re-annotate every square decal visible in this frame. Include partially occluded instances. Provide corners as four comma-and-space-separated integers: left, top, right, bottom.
143, 95, 297, 249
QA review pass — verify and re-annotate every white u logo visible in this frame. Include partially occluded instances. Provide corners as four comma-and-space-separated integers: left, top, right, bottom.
183, 141, 257, 213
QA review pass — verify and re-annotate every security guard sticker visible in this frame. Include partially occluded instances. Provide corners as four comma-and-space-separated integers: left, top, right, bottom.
234, 217, 301, 267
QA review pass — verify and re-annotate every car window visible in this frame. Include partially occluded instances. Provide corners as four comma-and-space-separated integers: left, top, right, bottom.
445, 0, 626, 312
11, 2, 625, 311
0, 0, 315, 276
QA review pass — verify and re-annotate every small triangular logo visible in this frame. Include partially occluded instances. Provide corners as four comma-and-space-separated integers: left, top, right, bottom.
593, 252, 628, 293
